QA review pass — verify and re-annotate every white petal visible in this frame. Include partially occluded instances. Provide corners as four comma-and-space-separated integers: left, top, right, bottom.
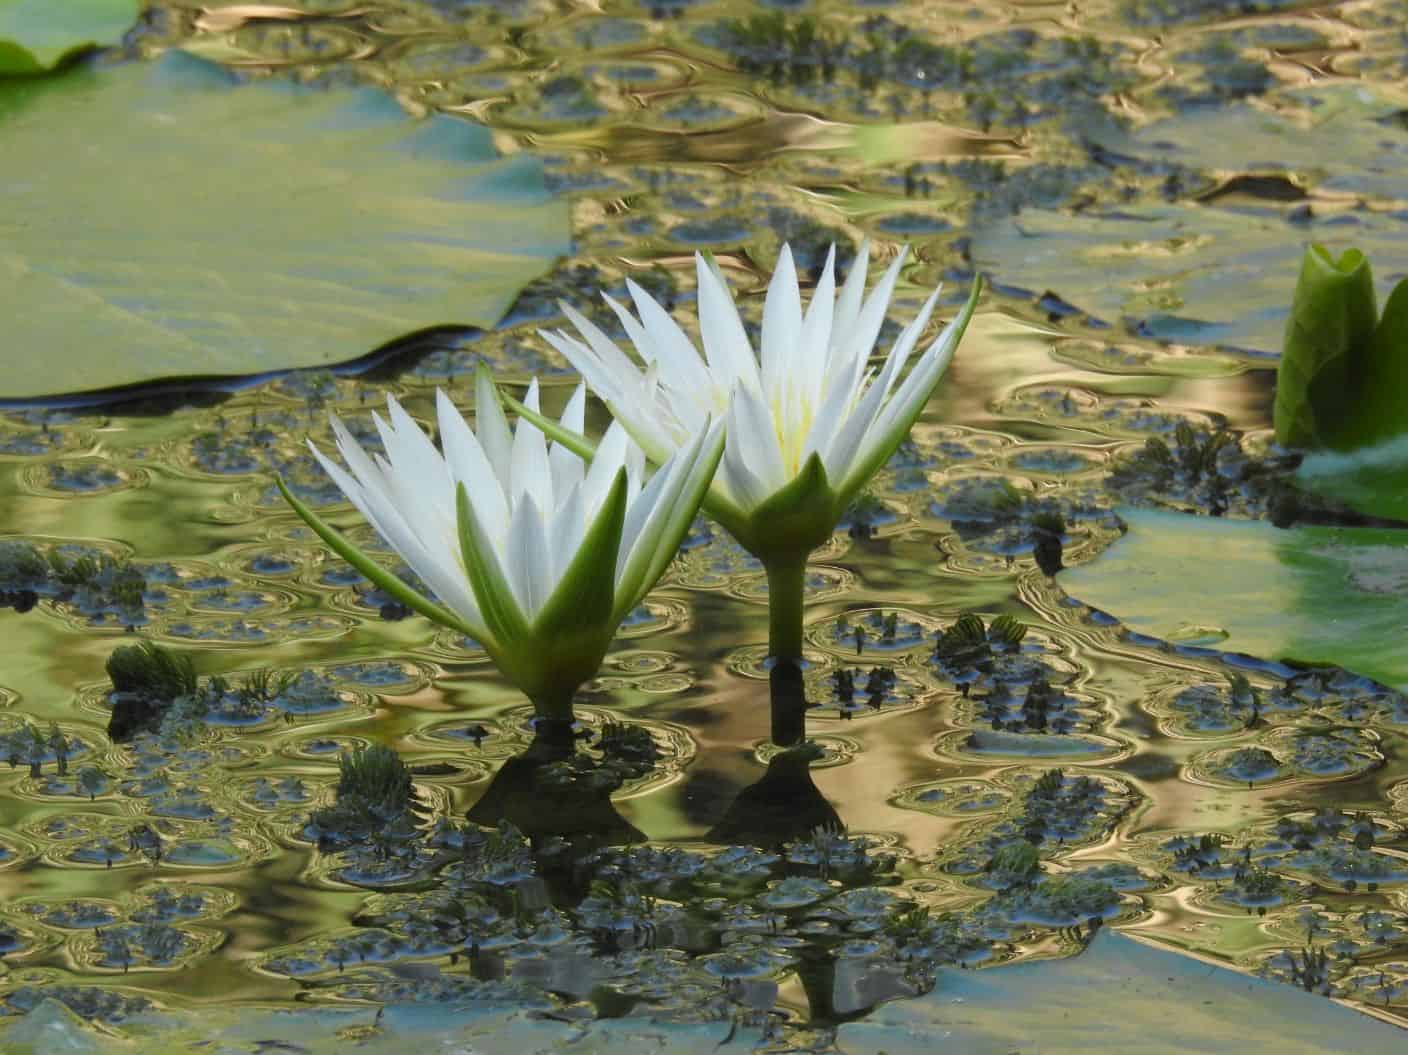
730, 381, 788, 491
837, 246, 908, 369
830, 238, 870, 355
474, 369, 514, 492
583, 421, 629, 518
310, 440, 485, 637
560, 301, 647, 390
548, 481, 586, 588
719, 418, 776, 511
841, 319, 961, 497
798, 245, 837, 410
436, 389, 508, 544
695, 253, 762, 392
510, 379, 553, 512
618, 283, 713, 395
549, 383, 587, 503
507, 493, 552, 620
760, 244, 802, 399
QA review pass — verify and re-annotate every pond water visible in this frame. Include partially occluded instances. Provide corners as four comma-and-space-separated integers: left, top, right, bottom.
2, 0, 1407, 1047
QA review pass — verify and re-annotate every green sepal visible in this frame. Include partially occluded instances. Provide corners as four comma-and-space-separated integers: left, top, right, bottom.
532, 468, 628, 678
1274, 245, 1377, 450
455, 481, 530, 650
276, 476, 476, 638
739, 450, 836, 561
501, 391, 598, 462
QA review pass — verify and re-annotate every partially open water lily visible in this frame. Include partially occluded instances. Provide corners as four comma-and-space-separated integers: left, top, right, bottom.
279, 370, 724, 721
515, 243, 981, 662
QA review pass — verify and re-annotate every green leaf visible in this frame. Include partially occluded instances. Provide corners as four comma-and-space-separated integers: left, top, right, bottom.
532, 469, 627, 654
0, 0, 137, 75
501, 391, 599, 462
455, 482, 529, 652
611, 419, 725, 623
275, 476, 477, 639
1342, 276, 1408, 451
1273, 245, 1378, 450
0, 52, 569, 398
1060, 507, 1408, 690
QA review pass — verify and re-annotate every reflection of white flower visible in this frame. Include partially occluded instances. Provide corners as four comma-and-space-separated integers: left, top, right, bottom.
521, 242, 980, 661
533, 243, 978, 559
280, 369, 723, 717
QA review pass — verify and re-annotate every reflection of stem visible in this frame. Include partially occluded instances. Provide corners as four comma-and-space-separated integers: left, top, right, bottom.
763, 551, 808, 664
528, 686, 578, 724
769, 658, 808, 747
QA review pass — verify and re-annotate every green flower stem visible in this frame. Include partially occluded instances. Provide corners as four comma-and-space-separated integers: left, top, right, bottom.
763, 551, 809, 664
528, 687, 579, 724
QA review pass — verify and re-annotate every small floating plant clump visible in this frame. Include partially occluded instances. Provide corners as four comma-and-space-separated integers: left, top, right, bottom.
0, 539, 148, 624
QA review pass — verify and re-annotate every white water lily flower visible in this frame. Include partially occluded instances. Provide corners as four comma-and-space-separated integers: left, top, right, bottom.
518, 243, 980, 661
279, 369, 723, 718
530, 243, 979, 562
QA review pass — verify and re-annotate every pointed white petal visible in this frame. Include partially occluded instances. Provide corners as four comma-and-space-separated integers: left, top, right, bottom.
798, 246, 837, 410
310, 440, 486, 637
624, 279, 713, 394
830, 238, 870, 354
507, 493, 552, 619
695, 253, 762, 392
548, 481, 586, 588
583, 421, 629, 518
549, 383, 587, 502
838, 246, 908, 368
731, 381, 788, 491
436, 389, 508, 544
760, 244, 802, 398
474, 369, 514, 492
510, 379, 553, 512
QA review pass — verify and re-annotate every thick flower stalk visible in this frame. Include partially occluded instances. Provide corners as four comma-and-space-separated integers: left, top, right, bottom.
519, 243, 981, 663
279, 369, 724, 721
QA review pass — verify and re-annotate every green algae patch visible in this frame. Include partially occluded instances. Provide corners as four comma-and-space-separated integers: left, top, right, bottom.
835, 930, 1405, 1055
0, 52, 569, 398
1061, 508, 1408, 690
0, 0, 138, 75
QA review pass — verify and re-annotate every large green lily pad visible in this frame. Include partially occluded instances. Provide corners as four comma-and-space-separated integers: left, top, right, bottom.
0, 52, 570, 398
1060, 508, 1408, 690
0, 0, 138, 74
836, 931, 1404, 1055
1297, 439, 1408, 523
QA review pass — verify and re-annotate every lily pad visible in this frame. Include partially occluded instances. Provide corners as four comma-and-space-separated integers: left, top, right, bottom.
0, 52, 570, 398
0, 0, 138, 74
1297, 437, 1408, 523
1060, 508, 1408, 690
835, 930, 1405, 1055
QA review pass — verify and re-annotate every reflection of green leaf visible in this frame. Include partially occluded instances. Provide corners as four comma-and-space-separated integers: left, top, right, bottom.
0, 0, 137, 74
0, 52, 570, 398
1273, 245, 1377, 450
1060, 508, 1408, 690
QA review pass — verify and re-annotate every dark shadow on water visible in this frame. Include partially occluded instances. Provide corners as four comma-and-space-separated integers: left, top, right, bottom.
465, 719, 645, 852
709, 661, 843, 847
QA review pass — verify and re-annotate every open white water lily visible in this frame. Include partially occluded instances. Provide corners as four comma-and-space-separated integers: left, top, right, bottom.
515, 243, 981, 661
279, 369, 724, 720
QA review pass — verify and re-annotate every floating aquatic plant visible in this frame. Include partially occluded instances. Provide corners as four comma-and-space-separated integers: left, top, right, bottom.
518, 243, 979, 666
280, 372, 723, 722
